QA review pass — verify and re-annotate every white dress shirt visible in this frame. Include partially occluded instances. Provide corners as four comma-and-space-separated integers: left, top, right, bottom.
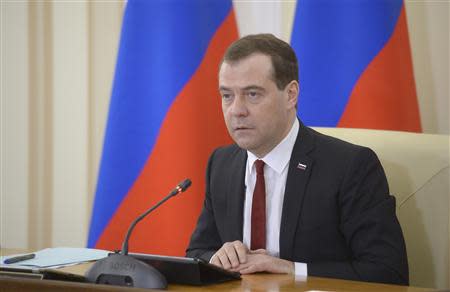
243, 118, 307, 276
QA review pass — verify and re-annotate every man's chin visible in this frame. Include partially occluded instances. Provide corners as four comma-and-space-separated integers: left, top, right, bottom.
233, 139, 253, 151
234, 139, 258, 152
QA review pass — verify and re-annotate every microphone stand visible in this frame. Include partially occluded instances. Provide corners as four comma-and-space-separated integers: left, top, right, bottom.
85, 179, 192, 289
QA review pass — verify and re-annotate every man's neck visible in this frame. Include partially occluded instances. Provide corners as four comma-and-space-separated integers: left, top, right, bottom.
250, 116, 298, 159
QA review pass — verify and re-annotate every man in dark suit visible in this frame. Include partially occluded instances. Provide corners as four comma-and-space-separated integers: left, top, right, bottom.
186, 34, 409, 285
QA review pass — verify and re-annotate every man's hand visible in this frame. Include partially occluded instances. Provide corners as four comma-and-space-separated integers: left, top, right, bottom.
211, 241, 294, 275
231, 253, 295, 275
210, 240, 249, 270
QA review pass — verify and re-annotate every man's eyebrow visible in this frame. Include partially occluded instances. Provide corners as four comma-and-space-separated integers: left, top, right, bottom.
219, 86, 231, 91
242, 85, 265, 91
219, 85, 265, 92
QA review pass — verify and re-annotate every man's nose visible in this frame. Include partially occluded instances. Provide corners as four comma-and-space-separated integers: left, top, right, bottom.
230, 96, 248, 116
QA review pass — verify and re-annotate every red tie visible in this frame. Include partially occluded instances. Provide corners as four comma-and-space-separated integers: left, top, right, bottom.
251, 159, 266, 250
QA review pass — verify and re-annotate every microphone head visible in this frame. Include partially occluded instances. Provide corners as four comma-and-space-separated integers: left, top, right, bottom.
178, 179, 192, 192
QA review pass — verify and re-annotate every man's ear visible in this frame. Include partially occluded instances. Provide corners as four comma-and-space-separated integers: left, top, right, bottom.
285, 80, 299, 109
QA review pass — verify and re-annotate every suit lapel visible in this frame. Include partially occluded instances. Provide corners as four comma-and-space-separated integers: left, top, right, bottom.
279, 121, 315, 260
225, 148, 247, 242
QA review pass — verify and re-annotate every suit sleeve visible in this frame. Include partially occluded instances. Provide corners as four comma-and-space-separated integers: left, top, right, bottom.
185, 150, 222, 262
307, 147, 409, 285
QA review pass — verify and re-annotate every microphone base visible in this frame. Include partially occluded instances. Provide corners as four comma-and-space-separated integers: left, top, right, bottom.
85, 253, 167, 289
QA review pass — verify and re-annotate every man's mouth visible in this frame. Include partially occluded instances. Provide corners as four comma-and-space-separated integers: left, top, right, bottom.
234, 126, 250, 131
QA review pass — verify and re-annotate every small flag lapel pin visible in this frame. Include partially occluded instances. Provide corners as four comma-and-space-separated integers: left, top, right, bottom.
297, 163, 307, 170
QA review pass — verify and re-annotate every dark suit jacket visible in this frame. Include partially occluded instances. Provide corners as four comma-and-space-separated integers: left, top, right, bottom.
186, 121, 409, 285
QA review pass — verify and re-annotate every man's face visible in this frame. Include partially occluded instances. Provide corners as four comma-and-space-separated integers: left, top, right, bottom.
219, 53, 297, 157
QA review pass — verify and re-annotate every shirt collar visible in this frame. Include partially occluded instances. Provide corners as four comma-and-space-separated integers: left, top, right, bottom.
247, 119, 299, 175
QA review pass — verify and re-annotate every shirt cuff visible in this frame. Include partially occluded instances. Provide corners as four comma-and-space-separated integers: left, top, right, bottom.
294, 262, 307, 278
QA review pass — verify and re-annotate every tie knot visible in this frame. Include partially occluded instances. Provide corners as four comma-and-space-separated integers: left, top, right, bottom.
254, 160, 265, 175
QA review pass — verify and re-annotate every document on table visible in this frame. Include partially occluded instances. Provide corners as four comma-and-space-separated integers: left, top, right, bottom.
0, 247, 110, 269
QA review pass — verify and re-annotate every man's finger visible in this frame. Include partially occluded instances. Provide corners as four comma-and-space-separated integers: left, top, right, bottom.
223, 243, 240, 268
238, 264, 260, 274
217, 250, 233, 269
233, 241, 248, 264
210, 254, 222, 268
249, 248, 267, 255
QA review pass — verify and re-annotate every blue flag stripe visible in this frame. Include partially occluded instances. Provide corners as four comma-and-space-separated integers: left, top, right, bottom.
88, 0, 232, 247
292, 0, 403, 126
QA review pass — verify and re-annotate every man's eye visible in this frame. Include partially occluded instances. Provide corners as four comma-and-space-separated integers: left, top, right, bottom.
247, 91, 260, 101
221, 93, 233, 101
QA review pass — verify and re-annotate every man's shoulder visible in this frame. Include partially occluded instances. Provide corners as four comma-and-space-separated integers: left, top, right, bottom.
305, 126, 377, 160
211, 143, 245, 160
206, 144, 246, 177
309, 127, 362, 149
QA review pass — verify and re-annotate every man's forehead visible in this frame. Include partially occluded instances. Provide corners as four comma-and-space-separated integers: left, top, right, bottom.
221, 53, 272, 69
220, 54, 273, 78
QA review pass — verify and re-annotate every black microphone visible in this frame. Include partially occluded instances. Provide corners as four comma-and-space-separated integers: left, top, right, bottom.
121, 178, 192, 255
85, 179, 192, 289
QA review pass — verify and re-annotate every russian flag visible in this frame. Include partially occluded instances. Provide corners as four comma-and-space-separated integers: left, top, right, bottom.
88, 0, 238, 256
291, 0, 422, 132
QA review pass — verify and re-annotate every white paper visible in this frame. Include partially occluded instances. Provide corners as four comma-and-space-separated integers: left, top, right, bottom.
1, 247, 110, 268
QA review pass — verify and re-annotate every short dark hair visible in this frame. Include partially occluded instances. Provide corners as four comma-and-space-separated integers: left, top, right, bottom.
221, 34, 299, 90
